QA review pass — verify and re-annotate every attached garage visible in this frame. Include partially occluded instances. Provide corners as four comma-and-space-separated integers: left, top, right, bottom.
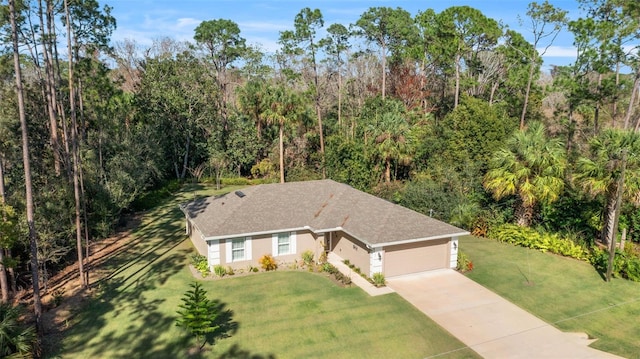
383, 238, 450, 277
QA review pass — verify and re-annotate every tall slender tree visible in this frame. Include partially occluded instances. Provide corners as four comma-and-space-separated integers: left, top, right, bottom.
519, 1, 567, 129
9, 0, 43, 330
279, 8, 326, 178
354, 7, 417, 100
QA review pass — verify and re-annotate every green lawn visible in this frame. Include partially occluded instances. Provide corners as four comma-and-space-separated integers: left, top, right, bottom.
461, 235, 640, 359
55, 184, 478, 359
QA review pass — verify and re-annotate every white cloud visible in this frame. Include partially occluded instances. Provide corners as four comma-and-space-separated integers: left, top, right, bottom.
176, 17, 201, 29
539, 45, 576, 58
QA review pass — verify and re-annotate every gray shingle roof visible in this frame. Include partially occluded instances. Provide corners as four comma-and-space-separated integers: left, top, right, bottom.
181, 179, 469, 247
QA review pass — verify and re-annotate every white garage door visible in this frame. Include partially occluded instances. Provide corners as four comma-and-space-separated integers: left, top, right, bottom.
384, 238, 449, 277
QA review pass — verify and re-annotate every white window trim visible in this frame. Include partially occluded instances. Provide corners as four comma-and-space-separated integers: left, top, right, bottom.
272, 232, 296, 256
226, 237, 252, 263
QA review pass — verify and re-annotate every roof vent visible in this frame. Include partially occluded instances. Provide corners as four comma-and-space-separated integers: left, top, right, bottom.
235, 190, 246, 198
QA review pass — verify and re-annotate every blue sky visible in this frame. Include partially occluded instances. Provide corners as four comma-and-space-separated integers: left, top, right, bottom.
104, 0, 584, 68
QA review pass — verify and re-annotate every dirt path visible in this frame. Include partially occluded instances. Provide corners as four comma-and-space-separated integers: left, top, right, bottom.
38, 214, 142, 351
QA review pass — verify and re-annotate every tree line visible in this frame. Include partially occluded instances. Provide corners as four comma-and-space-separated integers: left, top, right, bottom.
1, 0, 640, 354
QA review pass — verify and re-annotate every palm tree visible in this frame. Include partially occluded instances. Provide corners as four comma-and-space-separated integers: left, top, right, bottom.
264, 85, 302, 183
484, 122, 567, 226
0, 303, 37, 357
575, 129, 640, 245
373, 111, 411, 183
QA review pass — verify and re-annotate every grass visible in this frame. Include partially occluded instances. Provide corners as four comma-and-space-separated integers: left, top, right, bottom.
55, 183, 478, 359
461, 235, 640, 359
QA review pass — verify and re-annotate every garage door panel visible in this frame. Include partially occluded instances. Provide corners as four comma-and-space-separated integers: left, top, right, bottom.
385, 238, 449, 277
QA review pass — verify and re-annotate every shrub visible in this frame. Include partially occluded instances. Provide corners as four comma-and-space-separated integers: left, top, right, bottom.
301, 250, 314, 267
213, 265, 226, 278
259, 254, 278, 271
318, 251, 327, 264
591, 247, 640, 282
321, 262, 338, 275
457, 252, 473, 273
191, 254, 210, 276
372, 272, 386, 287
490, 224, 589, 261
52, 288, 65, 307
343, 259, 350, 266
226, 266, 235, 276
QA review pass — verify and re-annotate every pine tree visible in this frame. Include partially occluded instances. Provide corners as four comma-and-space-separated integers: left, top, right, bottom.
175, 282, 219, 351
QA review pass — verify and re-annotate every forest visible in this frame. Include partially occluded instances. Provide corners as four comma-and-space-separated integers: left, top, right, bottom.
1, 0, 640, 353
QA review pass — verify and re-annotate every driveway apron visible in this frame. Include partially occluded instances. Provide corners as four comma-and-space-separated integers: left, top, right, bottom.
387, 270, 623, 359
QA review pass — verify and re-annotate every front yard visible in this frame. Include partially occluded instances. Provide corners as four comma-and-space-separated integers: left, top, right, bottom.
53, 184, 478, 358
461, 235, 640, 358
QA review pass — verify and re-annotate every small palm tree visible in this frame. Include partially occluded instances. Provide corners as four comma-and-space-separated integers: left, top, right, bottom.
484, 122, 567, 226
264, 85, 302, 183
0, 303, 37, 357
365, 100, 412, 182
575, 129, 640, 245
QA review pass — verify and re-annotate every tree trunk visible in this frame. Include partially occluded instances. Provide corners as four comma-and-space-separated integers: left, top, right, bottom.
10, 0, 43, 330
520, 59, 537, 130
279, 123, 285, 183
0, 249, 8, 303
601, 193, 617, 247
0, 158, 8, 302
65, 0, 87, 288
381, 41, 386, 100
606, 150, 626, 282
623, 69, 640, 130
38, 0, 62, 175
0, 156, 5, 203
515, 201, 534, 227
181, 134, 191, 180
454, 53, 460, 108
385, 159, 391, 183
594, 73, 602, 135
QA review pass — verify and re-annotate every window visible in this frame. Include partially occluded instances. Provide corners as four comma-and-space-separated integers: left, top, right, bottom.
272, 232, 296, 256
227, 237, 252, 262
231, 239, 245, 261
277, 233, 290, 255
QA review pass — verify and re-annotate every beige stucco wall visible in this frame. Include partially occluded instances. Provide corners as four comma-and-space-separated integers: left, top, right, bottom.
187, 219, 208, 257
218, 230, 319, 269
332, 232, 371, 276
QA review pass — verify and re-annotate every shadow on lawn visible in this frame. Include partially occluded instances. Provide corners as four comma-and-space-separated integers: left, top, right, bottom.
216, 344, 276, 359
51, 202, 196, 358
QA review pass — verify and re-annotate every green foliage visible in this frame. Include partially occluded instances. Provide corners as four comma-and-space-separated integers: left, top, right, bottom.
484, 122, 567, 226
372, 272, 386, 287
325, 135, 376, 191
591, 247, 640, 282
490, 224, 589, 261
259, 254, 278, 271
213, 265, 226, 278
438, 97, 517, 170
250, 159, 277, 180
456, 252, 474, 273
226, 267, 235, 276
131, 179, 182, 211
301, 250, 314, 267
175, 282, 220, 350
191, 254, 210, 277
321, 262, 338, 275
0, 303, 37, 357
0, 203, 19, 248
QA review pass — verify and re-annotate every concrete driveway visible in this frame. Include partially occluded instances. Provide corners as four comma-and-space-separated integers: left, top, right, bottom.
387, 270, 623, 359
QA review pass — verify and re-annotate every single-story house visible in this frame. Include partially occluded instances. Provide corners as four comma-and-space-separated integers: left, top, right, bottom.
180, 179, 469, 278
